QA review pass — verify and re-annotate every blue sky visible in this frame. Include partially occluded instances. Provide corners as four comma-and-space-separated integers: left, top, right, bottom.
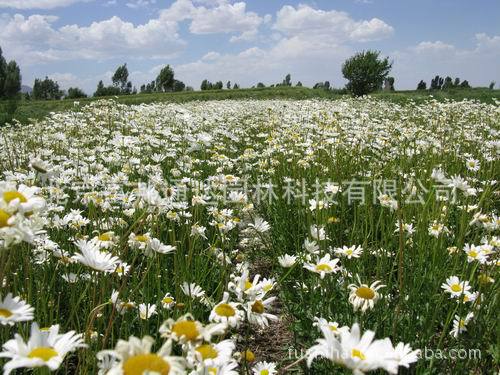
0, 0, 499, 94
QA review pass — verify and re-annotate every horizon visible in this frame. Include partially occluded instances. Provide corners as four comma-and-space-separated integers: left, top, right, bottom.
1, 0, 499, 94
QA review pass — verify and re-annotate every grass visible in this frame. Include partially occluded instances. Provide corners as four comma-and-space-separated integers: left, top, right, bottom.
5, 86, 500, 125
0, 97, 498, 374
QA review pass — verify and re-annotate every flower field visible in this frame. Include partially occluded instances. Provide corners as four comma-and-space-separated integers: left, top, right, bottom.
0, 98, 498, 374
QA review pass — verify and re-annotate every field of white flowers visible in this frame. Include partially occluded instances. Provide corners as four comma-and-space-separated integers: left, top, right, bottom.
0, 98, 498, 374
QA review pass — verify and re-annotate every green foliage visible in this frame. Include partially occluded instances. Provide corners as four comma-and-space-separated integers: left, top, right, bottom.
94, 80, 122, 97
342, 50, 392, 96
430, 75, 444, 90
156, 65, 175, 92
112, 63, 132, 94
32, 77, 63, 100
417, 80, 427, 90
66, 87, 87, 99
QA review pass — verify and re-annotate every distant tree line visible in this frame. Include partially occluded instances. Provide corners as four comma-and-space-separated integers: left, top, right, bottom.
416, 75, 472, 91
0, 47, 22, 124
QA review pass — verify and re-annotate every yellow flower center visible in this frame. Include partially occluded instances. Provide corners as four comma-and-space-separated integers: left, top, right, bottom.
0, 308, 13, 318
3, 191, 27, 204
315, 264, 332, 272
451, 284, 462, 293
459, 319, 466, 328
208, 368, 218, 375
260, 370, 269, 375
123, 354, 170, 375
355, 286, 375, 300
0, 209, 12, 228
196, 344, 218, 360
468, 250, 478, 258
214, 303, 236, 317
162, 297, 174, 304
329, 325, 337, 331
346, 249, 353, 255
135, 235, 148, 243
98, 233, 111, 242
244, 280, 253, 290
351, 348, 366, 360
28, 347, 58, 362
263, 284, 273, 292
251, 300, 265, 314
172, 320, 199, 341
241, 349, 255, 362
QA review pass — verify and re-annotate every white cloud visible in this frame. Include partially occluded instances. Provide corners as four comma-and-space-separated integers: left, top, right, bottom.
392, 33, 500, 88
0, 13, 185, 64
159, 0, 267, 41
126, 0, 156, 9
273, 4, 393, 43
0, 0, 90, 9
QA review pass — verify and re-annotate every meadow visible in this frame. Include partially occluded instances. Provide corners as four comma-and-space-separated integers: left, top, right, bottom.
0, 96, 498, 374
8, 86, 500, 124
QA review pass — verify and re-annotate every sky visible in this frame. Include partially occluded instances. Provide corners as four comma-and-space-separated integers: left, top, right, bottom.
0, 0, 499, 94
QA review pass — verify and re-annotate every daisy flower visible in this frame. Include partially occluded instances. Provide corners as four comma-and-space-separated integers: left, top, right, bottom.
160, 315, 226, 344
252, 361, 277, 375
441, 276, 471, 298
0, 293, 35, 326
463, 244, 488, 264
465, 158, 480, 172
392, 342, 421, 369
98, 335, 185, 375
313, 317, 350, 336
450, 312, 474, 338
335, 245, 363, 259
72, 239, 121, 273
348, 277, 385, 312
210, 292, 244, 328
248, 217, 271, 233
139, 303, 157, 320
0, 182, 46, 215
304, 254, 340, 279
307, 323, 401, 374
277, 254, 297, 267
161, 293, 176, 309
0, 322, 85, 374
246, 297, 278, 328
190, 339, 235, 368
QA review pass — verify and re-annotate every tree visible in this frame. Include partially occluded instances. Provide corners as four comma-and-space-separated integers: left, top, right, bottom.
460, 80, 470, 89
0, 47, 7, 98
324, 81, 331, 90
94, 80, 121, 97
417, 80, 427, 90
226, 81, 231, 89
156, 65, 175, 92
213, 81, 223, 90
112, 64, 132, 94
283, 73, 292, 86
232, 83, 239, 89
489, 81, 495, 90
173, 79, 185, 92
95, 80, 105, 96
442, 76, 453, 90
430, 75, 444, 90
3, 61, 21, 98
32, 77, 63, 100
0, 47, 22, 125
296, 81, 302, 87
201, 79, 210, 91
341, 50, 392, 96
256, 82, 265, 88
453, 77, 460, 87
383, 77, 395, 91
66, 87, 87, 99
